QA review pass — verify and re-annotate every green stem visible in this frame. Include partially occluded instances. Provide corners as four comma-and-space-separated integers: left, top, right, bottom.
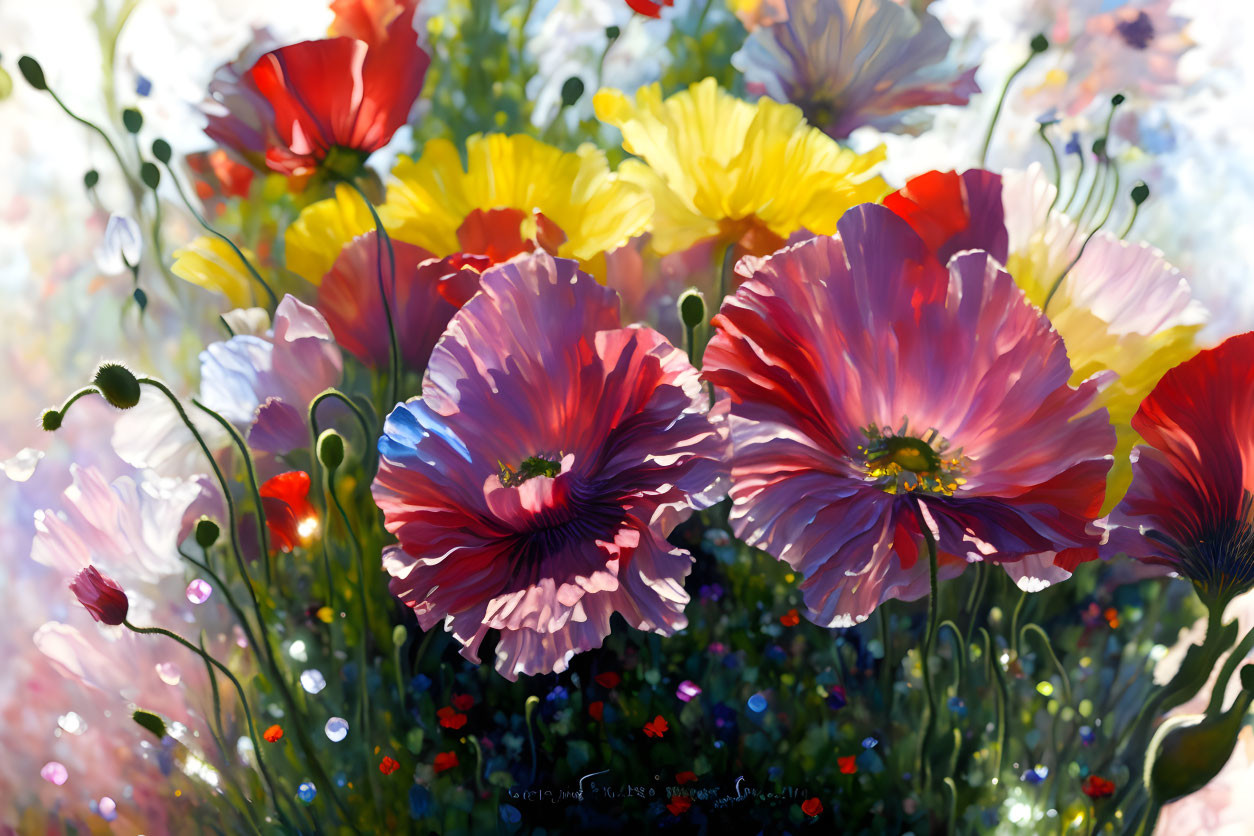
1062, 144, 1086, 213
525, 695, 541, 786
159, 159, 277, 309
191, 398, 272, 585
980, 627, 1010, 789
1208, 624, 1254, 715
943, 777, 958, 836
939, 619, 966, 695
1020, 624, 1073, 707
912, 499, 941, 792
979, 44, 1043, 168
1039, 123, 1062, 213
124, 620, 293, 828
310, 388, 377, 448
339, 179, 401, 414
327, 466, 380, 810
1010, 589, 1028, 661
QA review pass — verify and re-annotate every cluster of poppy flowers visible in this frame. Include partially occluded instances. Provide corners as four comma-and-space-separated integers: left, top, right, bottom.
28, 0, 1251, 827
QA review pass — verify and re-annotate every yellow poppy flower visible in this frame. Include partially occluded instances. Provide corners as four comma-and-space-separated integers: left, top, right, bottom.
284, 185, 375, 285
593, 78, 889, 257
379, 134, 652, 271
1001, 167, 1204, 512
171, 236, 264, 308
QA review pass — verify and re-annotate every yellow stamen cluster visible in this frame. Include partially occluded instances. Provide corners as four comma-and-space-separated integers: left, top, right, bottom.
858, 422, 967, 496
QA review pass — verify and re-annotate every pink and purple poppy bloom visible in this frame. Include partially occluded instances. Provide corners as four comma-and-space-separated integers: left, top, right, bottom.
702, 204, 1114, 626
732, 0, 978, 139
316, 232, 465, 372
372, 252, 727, 680
1105, 332, 1254, 607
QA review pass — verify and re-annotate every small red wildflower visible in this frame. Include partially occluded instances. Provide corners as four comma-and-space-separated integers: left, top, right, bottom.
780, 608, 801, 627
643, 715, 669, 738
379, 756, 400, 775
801, 797, 824, 817
838, 756, 857, 774
451, 693, 475, 712
588, 701, 605, 722
594, 672, 621, 689
676, 771, 697, 786
1082, 775, 1115, 799
666, 795, 692, 815
433, 751, 459, 773
437, 707, 468, 730
263, 724, 283, 743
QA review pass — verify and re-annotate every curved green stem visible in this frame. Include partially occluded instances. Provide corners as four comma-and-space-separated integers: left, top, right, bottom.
525, 695, 541, 786
1039, 123, 1062, 213
979, 44, 1044, 167
1010, 589, 1028, 661
939, 619, 966, 695
912, 499, 941, 792
1020, 623, 1073, 707
1208, 624, 1254, 715
191, 398, 272, 584
339, 178, 400, 413
310, 388, 377, 448
980, 627, 1010, 788
943, 777, 958, 836
159, 159, 277, 308
123, 621, 293, 828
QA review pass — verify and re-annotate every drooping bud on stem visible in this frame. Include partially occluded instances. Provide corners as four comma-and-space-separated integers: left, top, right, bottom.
317, 429, 345, 472
93, 363, 141, 409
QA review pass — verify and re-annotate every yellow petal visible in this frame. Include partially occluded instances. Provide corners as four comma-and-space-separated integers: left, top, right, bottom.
284, 184, 375, 285
171, 236, 261, 308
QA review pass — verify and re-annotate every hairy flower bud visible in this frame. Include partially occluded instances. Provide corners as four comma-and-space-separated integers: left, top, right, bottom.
93, 363, 141, 409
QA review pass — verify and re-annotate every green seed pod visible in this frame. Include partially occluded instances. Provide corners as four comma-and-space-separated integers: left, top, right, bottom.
678, 289, 706, 330
17, 56, 46, 91
40, 409, 62, 432
93, 363, 141, 410
194, 517, 220, 549
318, 429, 345, 471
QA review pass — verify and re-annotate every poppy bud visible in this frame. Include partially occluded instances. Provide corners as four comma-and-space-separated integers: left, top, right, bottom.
560, 77, 584, 107
678, 289, 706, 331
18, 56, 46, 91
133, 709, 167, 740
317, 429, 345, 471
1131, 182, 1150, 206
40, 409, 62, 432
93, 363, 141, 409
69, 566, 129, 625
84, 169, 99, 190
1145, 679, 1254, 804
1030, 34, 1049, 53
140, 161, 160, 190
122, 107, 143, 134
152, 139, 172, 164
194, 517, 220, 549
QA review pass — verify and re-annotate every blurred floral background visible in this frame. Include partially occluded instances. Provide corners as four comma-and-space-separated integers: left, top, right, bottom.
4, 0, 1254, 833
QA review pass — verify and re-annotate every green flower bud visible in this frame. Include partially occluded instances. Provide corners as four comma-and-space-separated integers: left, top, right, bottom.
318, 429, 345, 471
194, 517, 220, 549
605, 25, 621, 41
392, 624, 408, 648
93, 363, 141, 410
1146, 686, 1254, 804
560, 77, 585, 107
40, 409, 62, 432
1111, 93, 1126, 107
132, 709, 167, 740
122, 107, 143, 134
17, 56, 46, 91
140, 161, 160, 190
84, 169, 99, 190
679, 289, 706, 330
151, 139, 172, 164
1030, 34, 1049, 53
1131, 182, 1150, 206
133, 287, 148, 311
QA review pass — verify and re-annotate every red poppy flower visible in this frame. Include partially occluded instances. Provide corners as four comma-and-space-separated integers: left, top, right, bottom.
780, 608, 801, 627
838, 756, 857, 774
643, 715, 669, 738
68, 566, 129, 626
801, 797, 824, 817
626, 0, 674, 18
433, 751, 459, 773
263, 724, 284, 743
451, 693, 475, 712
247, 2, 429, 176
588, 701, 605, 722
666, 795, 692, 815
676, 771, 697, 786
259, 471, 318, 553
437, 707, 468, 730
1082, 775, 1115, 799
379, 756, 400, 775
594, 672, 621, 690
